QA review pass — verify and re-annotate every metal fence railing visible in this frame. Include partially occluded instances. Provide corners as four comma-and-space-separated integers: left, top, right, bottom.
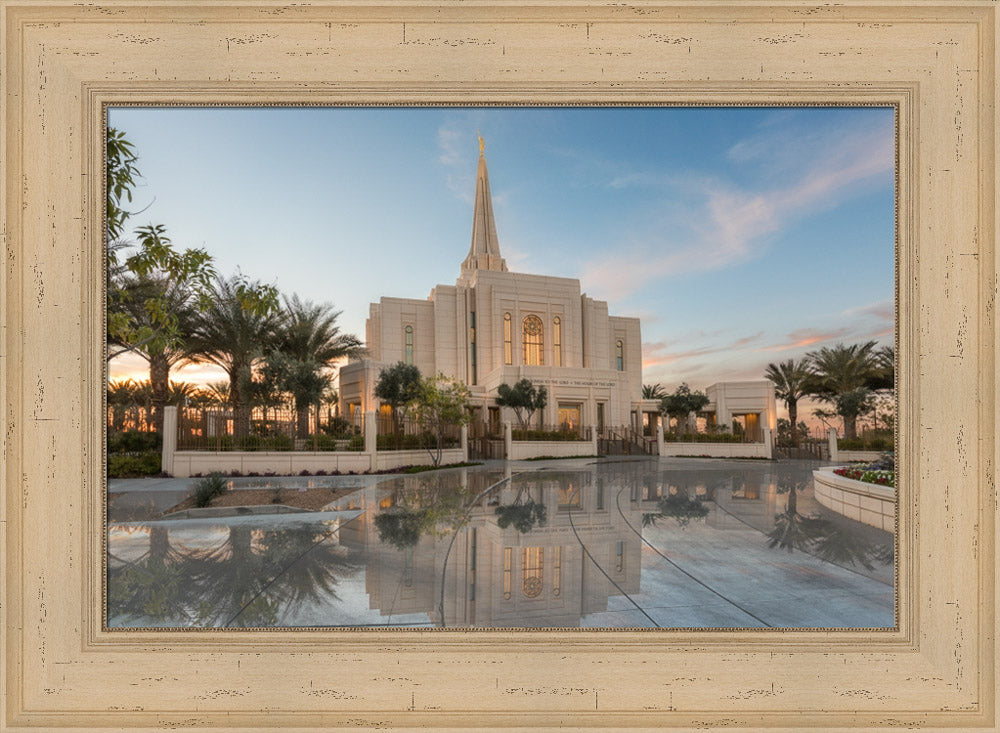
376, 415, 461, 451
837, 430, 894, 452
107, 405, 156, 435
661, 430, 758, 444
511, 424, 592, 442
176, 406, 364, 452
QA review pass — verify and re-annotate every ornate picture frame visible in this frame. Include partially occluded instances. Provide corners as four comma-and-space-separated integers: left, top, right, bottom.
2, 2, 996, 729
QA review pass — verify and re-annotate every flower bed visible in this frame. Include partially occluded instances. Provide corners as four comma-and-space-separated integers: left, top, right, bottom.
832, 467, 894, 488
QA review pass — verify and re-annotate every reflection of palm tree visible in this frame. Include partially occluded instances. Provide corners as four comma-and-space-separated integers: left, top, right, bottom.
810, 527, 876, 571
107, 526, 193, 623
767, 470, 827, 552
766, 510, 829, 553
643, 489, 709, 528
181, 523, 357, 627
765, 469, 880, 570
253, 528, 357, 618
184, 525, 279, 627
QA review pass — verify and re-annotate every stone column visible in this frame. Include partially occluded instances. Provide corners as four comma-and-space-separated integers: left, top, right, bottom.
365, 411, 378, 471
590, 425, 598, 456
828, 427, 839, 462
162, 405, 178, 477
504, 422, 512, 460
762, 427, 773, 459
460, 423, 468, 461
656, 423, 664, 457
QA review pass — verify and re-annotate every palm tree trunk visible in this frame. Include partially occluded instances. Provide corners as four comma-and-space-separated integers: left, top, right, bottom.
788, 399, 799, 446
295, 400, 310, 440
149, 352, 170, 434
844, 413, 858, 440
230, 363, 251, 439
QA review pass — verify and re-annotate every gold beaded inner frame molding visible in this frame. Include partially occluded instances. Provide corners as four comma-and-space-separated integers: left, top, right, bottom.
2, 2, 996, 731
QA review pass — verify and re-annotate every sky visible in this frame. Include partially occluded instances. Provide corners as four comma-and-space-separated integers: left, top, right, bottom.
108, 106, 895, 429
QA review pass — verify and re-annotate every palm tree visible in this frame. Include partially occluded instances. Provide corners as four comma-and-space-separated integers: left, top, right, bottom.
764, 359, 814, 445
267, 295, 363, 437
184, 275, 283, 436
641, 383, 667, 400
806, 341, 881, 439
110, 271, 201, 431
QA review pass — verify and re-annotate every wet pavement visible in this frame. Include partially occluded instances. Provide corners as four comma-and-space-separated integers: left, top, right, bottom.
107, 458, 894, 629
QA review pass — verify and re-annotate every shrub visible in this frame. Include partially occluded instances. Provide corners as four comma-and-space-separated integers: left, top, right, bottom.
108, 430, 162, 453
321, 417, 356, 438
190, 473, 228, 508
107, 451, 161, 477
512, 429, 582, 442
663, 432, 744, 444
309, 433, 338, 451
347, 434, 365, 451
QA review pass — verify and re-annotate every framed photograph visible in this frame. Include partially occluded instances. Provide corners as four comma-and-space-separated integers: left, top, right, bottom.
2, 1, 996, 730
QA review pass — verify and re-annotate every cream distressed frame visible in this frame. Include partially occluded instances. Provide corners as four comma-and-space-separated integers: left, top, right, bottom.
1, 1, 996, 730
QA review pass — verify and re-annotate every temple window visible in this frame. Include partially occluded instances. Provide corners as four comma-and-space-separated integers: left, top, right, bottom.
522, 315, 544, 366
522, 547, 544, 598
404, 325, 414, 365
503, 313, 512, 365
616, 339, 624, 371
553, 316, 562, 366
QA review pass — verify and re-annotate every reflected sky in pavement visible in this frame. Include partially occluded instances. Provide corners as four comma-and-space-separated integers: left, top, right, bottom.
107, 458, 894, 629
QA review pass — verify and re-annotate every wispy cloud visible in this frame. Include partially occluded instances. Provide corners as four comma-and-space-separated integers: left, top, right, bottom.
841, 299, 894, 322
642, 331, 765, 369
757, 327, 853, 353
577, 117, 894, 301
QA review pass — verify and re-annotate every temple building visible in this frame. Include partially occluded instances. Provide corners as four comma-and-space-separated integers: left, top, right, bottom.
339, 139, 658, 432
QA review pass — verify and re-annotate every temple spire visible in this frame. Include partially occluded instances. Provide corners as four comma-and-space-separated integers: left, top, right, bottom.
462, 136, 508, 275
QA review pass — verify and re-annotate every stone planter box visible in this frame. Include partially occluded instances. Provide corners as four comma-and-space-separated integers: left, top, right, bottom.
812, 466, 895, 531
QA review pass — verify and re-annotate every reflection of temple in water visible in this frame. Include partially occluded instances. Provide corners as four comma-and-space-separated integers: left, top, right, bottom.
332, 467, 645, 627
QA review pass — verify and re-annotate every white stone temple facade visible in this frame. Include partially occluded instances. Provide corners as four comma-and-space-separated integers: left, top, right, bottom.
339, 141, 655, 432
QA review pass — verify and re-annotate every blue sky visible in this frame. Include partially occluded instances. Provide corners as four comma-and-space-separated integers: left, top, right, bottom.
108, 106, 895, 426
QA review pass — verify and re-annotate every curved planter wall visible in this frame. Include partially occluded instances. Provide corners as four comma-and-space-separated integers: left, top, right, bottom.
812, 467, 895, 531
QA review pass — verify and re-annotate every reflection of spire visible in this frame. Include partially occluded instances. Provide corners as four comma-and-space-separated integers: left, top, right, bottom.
462, 138, 508, 275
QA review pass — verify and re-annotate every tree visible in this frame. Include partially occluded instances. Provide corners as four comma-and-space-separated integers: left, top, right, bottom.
775, 418, 811, 448
764, 358, 814, 445
659, 383, 709, 435
374, 362, 423, 441
267, 295, 363, 437
806, 341, 881, 439
106, 127, 217, 431
869, 345, 895, 391
495, 379, 548, 430
183, 275, 282, 436
409, 375, 472, 467
106, 126, 141, 243
641, 383, 667, 400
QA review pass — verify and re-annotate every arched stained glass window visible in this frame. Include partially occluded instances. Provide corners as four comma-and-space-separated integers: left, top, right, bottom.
615, 339, 624, 371
553, 316, 562, 367
522, 315, 544, 366
405, 325, 414, 365
503, 313, 512, 365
